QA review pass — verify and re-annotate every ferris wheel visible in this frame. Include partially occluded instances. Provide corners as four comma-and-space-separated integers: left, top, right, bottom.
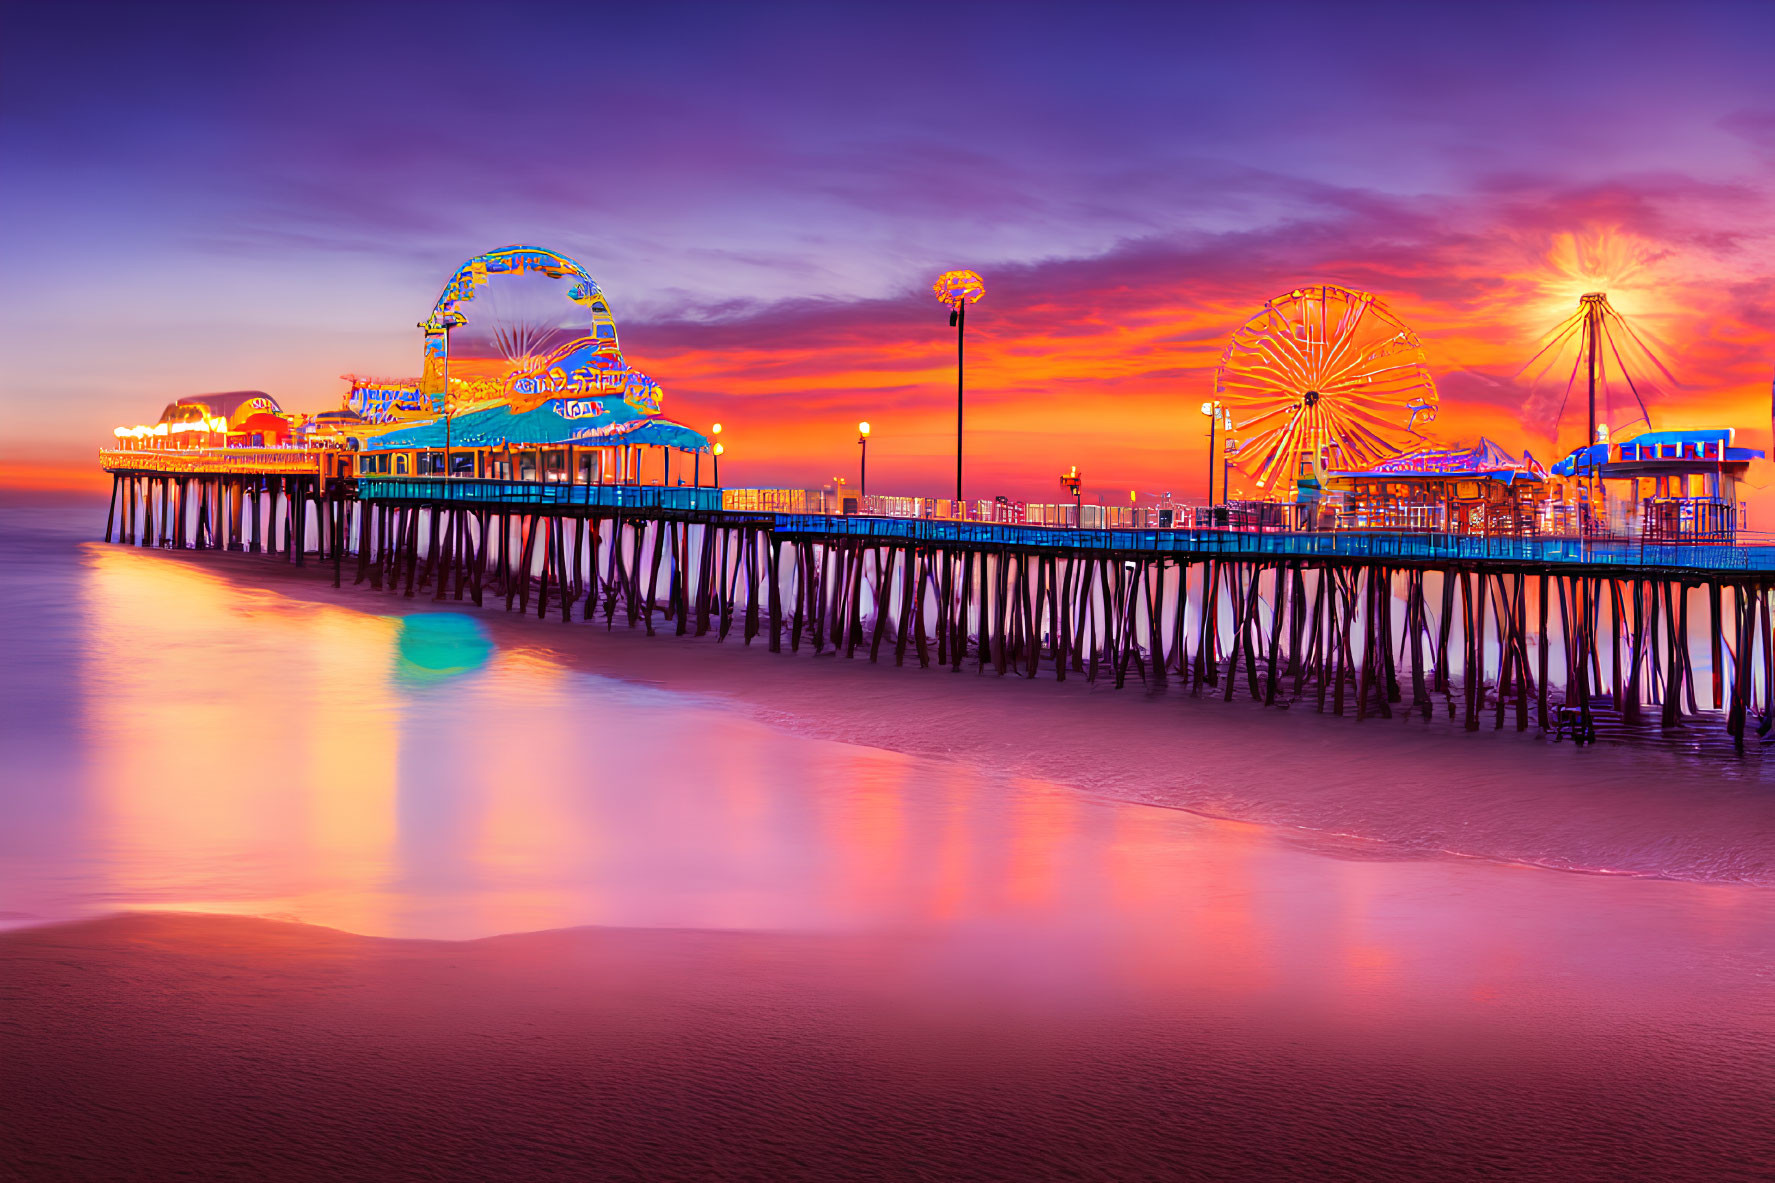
1215, 285, 1437, 497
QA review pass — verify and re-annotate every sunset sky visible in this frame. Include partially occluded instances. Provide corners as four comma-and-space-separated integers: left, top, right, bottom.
4, 1, 1774, 504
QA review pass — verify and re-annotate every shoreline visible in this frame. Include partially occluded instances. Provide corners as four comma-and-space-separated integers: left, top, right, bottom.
122, 541, 1775, 888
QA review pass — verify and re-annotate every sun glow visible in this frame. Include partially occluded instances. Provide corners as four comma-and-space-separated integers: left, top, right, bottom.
1530, 228, 1666, 324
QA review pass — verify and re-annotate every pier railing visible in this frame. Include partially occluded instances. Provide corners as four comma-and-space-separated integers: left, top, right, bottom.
359, 475, 724, 512
767, 514, 1775, 572
100, 446, 328, 475
350, 475, 1775, 574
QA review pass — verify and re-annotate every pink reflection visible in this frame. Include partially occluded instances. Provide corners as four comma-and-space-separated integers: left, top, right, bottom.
0, 543, 1745, 1044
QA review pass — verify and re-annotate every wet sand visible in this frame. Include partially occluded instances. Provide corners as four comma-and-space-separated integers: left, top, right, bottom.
3, 911, 1772, 1182
150, 546, 1775, 885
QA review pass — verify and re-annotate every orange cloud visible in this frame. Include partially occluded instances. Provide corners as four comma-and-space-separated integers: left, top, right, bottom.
627, 198, 1774, 507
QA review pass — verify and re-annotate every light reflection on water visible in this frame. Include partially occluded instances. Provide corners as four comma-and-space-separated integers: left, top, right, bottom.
0, 513, 1770, 1023
395, 613, 493, 683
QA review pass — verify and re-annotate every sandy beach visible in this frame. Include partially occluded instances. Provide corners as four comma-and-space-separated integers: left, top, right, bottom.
4, 911, 1773, 1182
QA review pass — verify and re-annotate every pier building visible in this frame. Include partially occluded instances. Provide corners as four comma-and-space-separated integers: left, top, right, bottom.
1322, 438, 1554, 534
1552, 428, 1760, 541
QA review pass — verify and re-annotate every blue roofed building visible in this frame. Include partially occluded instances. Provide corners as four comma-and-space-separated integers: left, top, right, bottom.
1552, 428, 1764, 540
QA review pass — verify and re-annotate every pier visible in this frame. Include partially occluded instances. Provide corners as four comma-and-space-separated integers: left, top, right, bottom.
97, 462, 1775, 754
92, 246, 1775, 756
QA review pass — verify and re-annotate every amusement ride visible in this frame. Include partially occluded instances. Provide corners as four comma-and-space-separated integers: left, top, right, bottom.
1216, 285, 1439, 500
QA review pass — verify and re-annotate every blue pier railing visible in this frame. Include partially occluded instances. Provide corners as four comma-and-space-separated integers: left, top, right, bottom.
356, 479, 1775, 575
359, 477, 724, 512
768, 514, 1775, 573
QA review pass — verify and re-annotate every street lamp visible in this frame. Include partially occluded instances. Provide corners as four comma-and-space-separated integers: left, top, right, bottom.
857, 421, 870, 497
1199, 400, 1222, 508
420, 312, 465, 479
933, 270, 985, 505
711, 423, 723, 487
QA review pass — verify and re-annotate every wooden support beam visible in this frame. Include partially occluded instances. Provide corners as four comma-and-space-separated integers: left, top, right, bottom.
953, 548, 974, 672
913, 547, 933, 669
1709, 582, 1725, 711
768, 535, 784, 653
869, 544, 897, 663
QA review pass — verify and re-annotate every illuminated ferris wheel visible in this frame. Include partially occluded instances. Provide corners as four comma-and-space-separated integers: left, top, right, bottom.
1215, 285, 1437, 497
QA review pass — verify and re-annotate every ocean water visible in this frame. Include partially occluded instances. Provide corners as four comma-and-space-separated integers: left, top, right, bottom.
2, 506, 1773, 1178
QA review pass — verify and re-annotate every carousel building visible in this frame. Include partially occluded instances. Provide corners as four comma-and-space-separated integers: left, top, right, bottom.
1322, 437, 1553, 533
352, 245, 713, 486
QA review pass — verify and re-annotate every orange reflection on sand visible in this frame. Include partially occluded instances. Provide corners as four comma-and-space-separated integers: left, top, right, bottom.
82, 549, 400, 934
1096, 805, 1279, 1000
452, 648, 603, 936
702, 726, 793, 930
923, 770, 975, 924
1000, 780, 1075, 913
825, 752, 911, 926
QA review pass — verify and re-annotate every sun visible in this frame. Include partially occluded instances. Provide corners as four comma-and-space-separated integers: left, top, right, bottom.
1530, 227, 1666, 324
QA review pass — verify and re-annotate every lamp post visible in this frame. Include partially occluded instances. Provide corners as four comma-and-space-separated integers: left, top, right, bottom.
933, 271, 985, 506
1060, 465, 1082, 528
1199, 400, 1220, 508
1224, 420, 1232, 507
857, 421, 870, 497
711, 423, 723, 487
420, 312, 465, 479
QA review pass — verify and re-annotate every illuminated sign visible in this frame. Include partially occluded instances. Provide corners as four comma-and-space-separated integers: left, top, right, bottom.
347, 379, 435, 423
506, 357, 661, 411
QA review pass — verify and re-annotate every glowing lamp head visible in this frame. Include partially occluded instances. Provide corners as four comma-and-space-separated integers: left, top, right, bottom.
711, 422, 722, 435
858, 421, 870, 437
932, 270, 986, 310
1200, 401, 1215, 416
712, 443, 724, 456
